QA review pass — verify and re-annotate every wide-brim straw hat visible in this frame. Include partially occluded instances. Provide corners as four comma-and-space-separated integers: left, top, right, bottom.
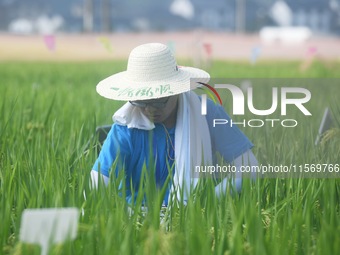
96, 43, 210, 101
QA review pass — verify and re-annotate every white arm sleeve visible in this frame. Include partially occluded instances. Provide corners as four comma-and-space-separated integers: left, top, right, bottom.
215, 149, 258, 197
90, 170, 109, 188
82, 170, 110, 214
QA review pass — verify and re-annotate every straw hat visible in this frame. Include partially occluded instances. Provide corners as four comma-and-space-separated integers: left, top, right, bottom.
96, 43, 210, 101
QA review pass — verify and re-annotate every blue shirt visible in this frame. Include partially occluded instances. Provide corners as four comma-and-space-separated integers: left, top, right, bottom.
92, 99, 253, 204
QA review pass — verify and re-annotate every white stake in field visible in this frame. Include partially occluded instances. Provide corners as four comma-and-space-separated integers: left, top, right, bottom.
20, 208, 79, 255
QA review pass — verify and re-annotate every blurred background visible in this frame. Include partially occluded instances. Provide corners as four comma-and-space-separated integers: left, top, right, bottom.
0, 0, 340, 61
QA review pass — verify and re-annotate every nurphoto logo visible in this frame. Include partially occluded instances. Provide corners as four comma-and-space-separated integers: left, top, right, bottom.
199, 81, 312, 128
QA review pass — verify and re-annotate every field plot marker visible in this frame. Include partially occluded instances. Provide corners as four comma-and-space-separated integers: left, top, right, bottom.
19, 208, 79, 255
315, 107, 334, 145
43, 35, 56, 52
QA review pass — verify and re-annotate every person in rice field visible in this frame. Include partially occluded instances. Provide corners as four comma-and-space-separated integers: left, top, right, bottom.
91, 43, 258, 206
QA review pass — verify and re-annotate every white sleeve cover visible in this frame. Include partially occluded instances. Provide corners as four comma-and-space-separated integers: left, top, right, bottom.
214, 149, 258, 197
90, 170, 109, 188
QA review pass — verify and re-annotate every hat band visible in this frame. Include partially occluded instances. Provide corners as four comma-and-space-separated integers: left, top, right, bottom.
110, 84, 174, 99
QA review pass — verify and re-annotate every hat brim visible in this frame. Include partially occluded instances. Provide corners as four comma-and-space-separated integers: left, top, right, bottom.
96, 66, 210, 101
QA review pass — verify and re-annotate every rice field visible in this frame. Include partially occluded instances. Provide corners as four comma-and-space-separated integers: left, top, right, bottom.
0, 60, 339, 255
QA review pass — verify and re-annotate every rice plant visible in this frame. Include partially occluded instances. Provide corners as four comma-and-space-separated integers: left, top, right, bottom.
0, 60, 339, 255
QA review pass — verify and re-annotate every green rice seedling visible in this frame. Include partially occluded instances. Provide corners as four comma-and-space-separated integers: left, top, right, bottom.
0, 60, 339, 255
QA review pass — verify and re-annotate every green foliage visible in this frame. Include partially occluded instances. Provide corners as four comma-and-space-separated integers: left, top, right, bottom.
0, 61, 339, 255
